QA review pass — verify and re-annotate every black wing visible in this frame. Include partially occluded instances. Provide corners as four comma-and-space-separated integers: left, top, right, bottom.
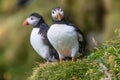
67, 23, 86, 54
39, 23, 59, 60
76, 28, 86, 54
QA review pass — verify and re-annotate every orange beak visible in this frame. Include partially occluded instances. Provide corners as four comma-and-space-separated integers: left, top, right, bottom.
56, 13, 62, 21
22, 19, 29, 27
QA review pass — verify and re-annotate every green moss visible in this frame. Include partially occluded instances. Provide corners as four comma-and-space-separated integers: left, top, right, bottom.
28, 29, 120, 80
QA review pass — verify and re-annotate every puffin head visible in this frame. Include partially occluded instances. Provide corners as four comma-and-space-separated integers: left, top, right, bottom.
51, 7, 64, 21
23, 13, 45, 27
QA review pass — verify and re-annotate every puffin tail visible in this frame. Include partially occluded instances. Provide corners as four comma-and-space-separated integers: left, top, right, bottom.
78, 40, 86, 56
52, 49, 59, 60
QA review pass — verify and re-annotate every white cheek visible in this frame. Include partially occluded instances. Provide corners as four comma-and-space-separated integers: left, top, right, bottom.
27, 18, 37, 25
61, 12, 64, 15
27, 18, 32, 24
28, 20, 34, 25
52, 13, 57, 18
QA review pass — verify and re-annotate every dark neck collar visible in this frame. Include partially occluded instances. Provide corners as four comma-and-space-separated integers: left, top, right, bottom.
52, 18, 69, 24
34, 22, 41, 28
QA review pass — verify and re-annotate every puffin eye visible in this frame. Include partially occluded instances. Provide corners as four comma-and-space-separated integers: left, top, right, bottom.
52, 11, 55, 14
31, 17, 34, 20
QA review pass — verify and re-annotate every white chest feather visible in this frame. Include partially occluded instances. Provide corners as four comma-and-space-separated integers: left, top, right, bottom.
47, 24, 79, 56
30, 28, 49, 59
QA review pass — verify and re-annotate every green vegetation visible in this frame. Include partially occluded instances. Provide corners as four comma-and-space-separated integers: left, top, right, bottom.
28, 30, 120, 80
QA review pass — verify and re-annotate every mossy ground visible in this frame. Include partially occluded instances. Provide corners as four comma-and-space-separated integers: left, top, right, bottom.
28, 31, 120, 80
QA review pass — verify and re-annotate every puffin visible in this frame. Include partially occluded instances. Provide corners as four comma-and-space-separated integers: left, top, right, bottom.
47, 7, 86, 64
22, 13, 59, 62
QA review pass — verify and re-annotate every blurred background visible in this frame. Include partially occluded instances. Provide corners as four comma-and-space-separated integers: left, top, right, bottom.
0, 0, 120, 80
